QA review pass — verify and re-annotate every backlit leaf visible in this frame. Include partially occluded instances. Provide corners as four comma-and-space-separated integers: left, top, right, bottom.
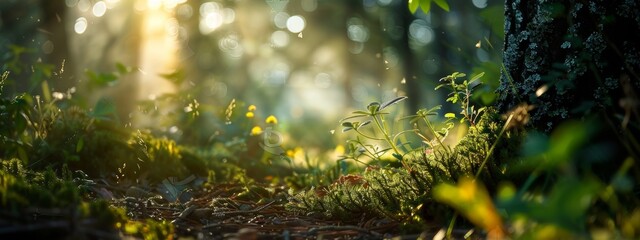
433, 0, 450, 11
409, 0, 420, 13
419, 0, 431, 14
379, 96, 408, 111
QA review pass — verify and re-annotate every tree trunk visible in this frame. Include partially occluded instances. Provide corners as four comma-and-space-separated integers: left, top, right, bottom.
498, 0, 640, 132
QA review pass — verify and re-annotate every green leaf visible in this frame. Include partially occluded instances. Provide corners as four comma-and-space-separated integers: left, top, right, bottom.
159, 69, 185, 86
469, 72, 485, 83
86, 70, 118, 87
115, 62, 132, 74
379, 96, 407, 111
433, 0, 450, 11
392, 153, 403, 160
358, 120, 372, 129
91, 97, 117, 120
419, 0, 431, 13
408, 0, 420, 13
341, 122, 354, 128
445, 112, 456, 118
41, 80, 51, 103
76, 138, 84, 153
340, 114, 368, 122
367, 102, 380, 114
351, 110, 370, 115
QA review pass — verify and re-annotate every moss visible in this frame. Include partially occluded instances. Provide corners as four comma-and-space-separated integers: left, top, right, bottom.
288, 108, 525, 227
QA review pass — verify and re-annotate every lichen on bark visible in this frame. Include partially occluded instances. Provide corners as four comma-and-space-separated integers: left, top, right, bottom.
498, 0, 640, 131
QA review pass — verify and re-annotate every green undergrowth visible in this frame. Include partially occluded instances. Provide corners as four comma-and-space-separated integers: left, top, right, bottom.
286, 72, 640, 238
2, 46, 640, 239
0, 158, 173, 239
0, 89, 249, 184
287, 107, 524, 226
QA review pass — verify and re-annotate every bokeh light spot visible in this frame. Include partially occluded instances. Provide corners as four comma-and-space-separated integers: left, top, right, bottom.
409, 19, 434, 46
314, 73, 332, 88
472, 0, 488, 8
347, 18, 369, 43
74, 17, 88, 34
274, 12, 290, 29
77, 0, 91, 12
92, 1, 107, 17
301, 0, 317, 12
286, 15, 305, 33
271, 30, 290, 48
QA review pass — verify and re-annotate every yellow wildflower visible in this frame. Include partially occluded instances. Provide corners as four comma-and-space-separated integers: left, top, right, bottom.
250, 126, 263, 136
334, 145, 345, 155
248, 105, 257, 111
246, 112, 254, 118
286, 149, 295, 158
265, 115, 278, 124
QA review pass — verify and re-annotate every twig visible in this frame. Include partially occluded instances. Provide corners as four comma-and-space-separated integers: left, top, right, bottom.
306, 225, 382, 238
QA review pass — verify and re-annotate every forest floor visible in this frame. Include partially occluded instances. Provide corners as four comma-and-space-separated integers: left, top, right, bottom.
128, 185, 393, 239
109, 182, 428, 240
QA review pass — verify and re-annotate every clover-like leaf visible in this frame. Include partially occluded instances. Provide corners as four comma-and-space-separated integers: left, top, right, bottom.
367, 102, 380, 114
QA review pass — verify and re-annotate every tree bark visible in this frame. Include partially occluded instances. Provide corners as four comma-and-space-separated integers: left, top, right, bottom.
498, 0, 640, 131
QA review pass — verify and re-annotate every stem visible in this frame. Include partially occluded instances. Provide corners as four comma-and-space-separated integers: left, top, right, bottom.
372, 114, 401, 156
446, 214, 458, 239
474, 114, 514, 179
422, 117, 451, 154
353, 128, 385, 141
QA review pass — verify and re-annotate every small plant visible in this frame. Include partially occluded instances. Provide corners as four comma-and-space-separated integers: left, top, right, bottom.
403, 105, 454, 154
436, 72, 487, 127
339, 96, 413, 168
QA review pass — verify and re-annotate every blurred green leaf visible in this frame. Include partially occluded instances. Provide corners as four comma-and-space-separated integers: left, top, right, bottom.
91, 98, 117, 121
419, 0, 431, 14
500, 177, 602, 231
520, 132, 549, 157
115, 62, 132, 74
408, 0, 420, 13
469, 72, 485, 83
546, 121, 591, 166
86, 70, 118, 87
76, 138, 84, 153
433, 0, 450, 11
159, 69, 185, 86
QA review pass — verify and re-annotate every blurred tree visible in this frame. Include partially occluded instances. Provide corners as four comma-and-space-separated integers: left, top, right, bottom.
0, 0, 73, 92
497, 1, 640, 132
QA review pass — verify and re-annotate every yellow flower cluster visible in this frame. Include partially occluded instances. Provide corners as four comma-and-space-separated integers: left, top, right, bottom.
246, 104, 279, 136
246, 105, 256, 118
